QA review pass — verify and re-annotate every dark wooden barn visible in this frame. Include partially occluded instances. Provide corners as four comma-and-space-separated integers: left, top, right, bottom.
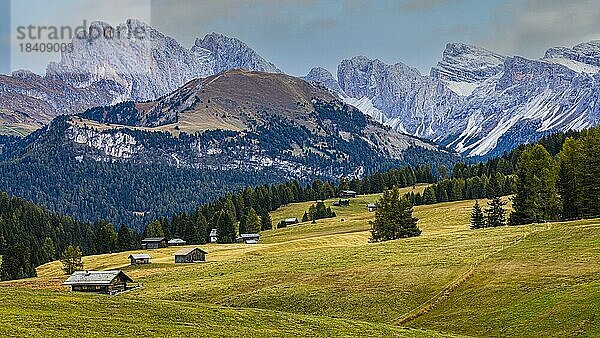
63, 270, 134, 294
128, 254, 151, 265
339, 190, 357, 198
141, 237, 167, 249
174, 248, 208, 263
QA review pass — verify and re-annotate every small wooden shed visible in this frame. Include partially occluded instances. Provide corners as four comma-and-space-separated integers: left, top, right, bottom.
283, 217, 299, 226
128, 254, 151, 265
237, 233, 260, 244
174, 248, 208, 263
141, 237, 167, 249
63, 270, 134, 294
333, 199, 350, 206
339, 190, 357, 198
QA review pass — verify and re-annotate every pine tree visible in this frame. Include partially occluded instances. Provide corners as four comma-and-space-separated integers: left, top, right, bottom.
117, 225, 134, 252
422, 186, 436, 204
60, 245, 84, 275
260, 211, 272, 231
215, 210, 236, 243
245, 208, 261, 234
557, 137, 583, 219
0, 243, 37, 281
145, 220, 165, 238
370, 186, 421, 242
510, 144, 560, 225
470, 201, 485, 229
485, 196, 507, 228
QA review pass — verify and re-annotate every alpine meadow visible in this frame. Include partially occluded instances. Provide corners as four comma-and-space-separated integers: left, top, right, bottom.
1, 1, 600, 337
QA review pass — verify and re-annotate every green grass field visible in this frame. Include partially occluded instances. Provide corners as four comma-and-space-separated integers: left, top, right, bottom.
1, 189, 599, 337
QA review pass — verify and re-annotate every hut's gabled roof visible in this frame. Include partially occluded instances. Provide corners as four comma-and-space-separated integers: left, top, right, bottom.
63, 270, 133, 286
239, 233, 260, 239
141, 237, 167, 243
174, 247, 208, 256
128, 254, 151, 260
168, 238, 186, 245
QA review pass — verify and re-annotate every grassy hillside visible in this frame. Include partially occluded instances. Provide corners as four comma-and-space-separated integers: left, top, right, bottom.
1, 191, 598, 337
410, 218, 600, 337
0, 288, 450, 338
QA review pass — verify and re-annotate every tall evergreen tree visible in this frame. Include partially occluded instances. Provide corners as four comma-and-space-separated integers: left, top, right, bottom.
370, 186, 421, 242
510, 144, 560, 225
470, 201, 486, 229
245, 208, 261, 234
0, 243, 37, 281
60, 245, 84, 275
42, 237, 56, 262
422, 186, 436, 205
580, 128, 600, 216
485, 197, 506, 228
117, 225, 134, 252
260, 211, 272, 231
93, 221, 117, 254
145, 220, 165, 238
557, 137, 583, 219
215, 210, 236, 244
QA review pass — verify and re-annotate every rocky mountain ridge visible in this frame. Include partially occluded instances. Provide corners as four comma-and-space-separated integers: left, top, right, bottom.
308, 41, 600, 157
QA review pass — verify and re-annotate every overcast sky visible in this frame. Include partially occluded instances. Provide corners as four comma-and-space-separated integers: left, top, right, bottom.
3, 0, 600, 76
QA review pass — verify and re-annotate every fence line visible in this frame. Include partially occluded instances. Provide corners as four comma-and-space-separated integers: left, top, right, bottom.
393, 223, 552, 326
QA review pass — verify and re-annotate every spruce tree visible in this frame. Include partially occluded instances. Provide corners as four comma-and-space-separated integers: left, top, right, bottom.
93, 221, 117, 254
145, 220, 165, 238
245, 208, 261, 234
42, 237, 56, 262
510, 144, 560, 225
60, 245, 84, 275
370, 186, 421, 242
215, 210, 236, 243
580, 128, 600, 216
260, 211, 272, 231
485, 197, 506, 227
0, 243, 37, 281
470, 201, 485, 229
117, 225, 134, 252
422, 186, 436, 205
557, 138, 583, 219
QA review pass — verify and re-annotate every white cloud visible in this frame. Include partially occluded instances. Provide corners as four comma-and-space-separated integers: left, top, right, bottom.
481, 0, 600, 57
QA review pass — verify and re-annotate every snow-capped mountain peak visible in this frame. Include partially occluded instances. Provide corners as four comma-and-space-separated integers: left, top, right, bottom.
544, 40, 600, 74
330, 41, 600, 158
430, 42, 506, 83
